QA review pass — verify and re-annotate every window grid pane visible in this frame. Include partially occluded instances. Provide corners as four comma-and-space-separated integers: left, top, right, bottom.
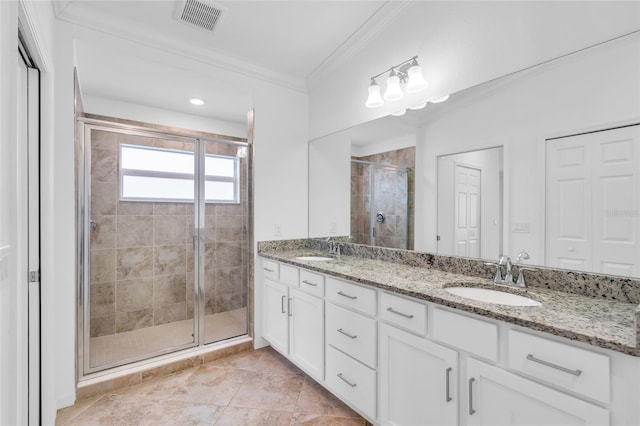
119, 144, 240, 203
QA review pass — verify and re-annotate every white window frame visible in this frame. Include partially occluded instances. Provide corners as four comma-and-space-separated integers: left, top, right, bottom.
119, 143, 240, 204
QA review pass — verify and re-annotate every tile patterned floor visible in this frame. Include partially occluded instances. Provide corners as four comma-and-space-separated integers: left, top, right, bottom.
57, 347, 368, 425
90, 309, 247, 369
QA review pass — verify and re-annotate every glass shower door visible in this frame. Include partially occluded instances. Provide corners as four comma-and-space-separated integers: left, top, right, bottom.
201, 140, 248, 345
85, 125, 197, 372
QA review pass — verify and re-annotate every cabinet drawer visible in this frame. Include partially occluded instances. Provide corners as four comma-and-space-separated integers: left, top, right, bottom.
508, 330, 610, 404
299, 269, 324, 297
280, 264, 299, 287
380, 292, 427, 335
433, 308, 498, 361
326, 277, 376, 316
262, 259, 279, 280
325, 345, 376, 420
326, 303, 377, 368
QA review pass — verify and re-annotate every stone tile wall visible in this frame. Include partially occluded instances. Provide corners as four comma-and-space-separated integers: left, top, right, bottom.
89, 128, 247, 338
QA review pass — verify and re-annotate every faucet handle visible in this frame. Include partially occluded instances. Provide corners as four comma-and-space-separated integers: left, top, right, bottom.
515, 266, 538, 287
484, 261, 502, 283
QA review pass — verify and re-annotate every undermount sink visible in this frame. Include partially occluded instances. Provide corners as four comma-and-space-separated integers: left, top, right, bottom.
295, 256, 334, 261
445, 287, 541, 307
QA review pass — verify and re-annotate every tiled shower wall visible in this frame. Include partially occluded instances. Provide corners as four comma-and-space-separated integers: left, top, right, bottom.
351, 147, 415, 250
89, 128, 247, 338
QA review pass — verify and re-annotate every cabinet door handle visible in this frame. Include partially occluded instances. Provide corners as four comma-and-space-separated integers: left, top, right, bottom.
526, 354, 582, 376
302, 280, 318, 287
337, 328, 357, 339
337, 291, 357, 300
337, 373, 357, 388
468, 377, 476, 415
263, 267, 275, 273
445, 367, 453, 402
386, 307, 414, 319
281, 295, 286, 314
287, 298, 292, 317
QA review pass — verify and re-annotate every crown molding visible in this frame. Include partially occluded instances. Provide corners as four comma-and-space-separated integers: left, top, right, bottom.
54, 3, 308, 93
306, 1, 412, 91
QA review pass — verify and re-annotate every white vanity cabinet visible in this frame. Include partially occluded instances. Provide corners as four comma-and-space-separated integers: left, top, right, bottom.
258, 256, 639, 426
379, 323, 458, 426
465, 357, 610, 426
261, 260, 324, 381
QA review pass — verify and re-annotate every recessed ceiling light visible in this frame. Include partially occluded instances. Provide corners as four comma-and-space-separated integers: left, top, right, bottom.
190, 98, 205, 106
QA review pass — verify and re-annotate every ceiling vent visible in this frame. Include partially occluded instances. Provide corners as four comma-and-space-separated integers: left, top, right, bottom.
175, 0, 227, 32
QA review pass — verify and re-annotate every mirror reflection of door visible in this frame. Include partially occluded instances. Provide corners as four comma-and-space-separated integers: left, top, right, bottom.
545, 125, 640, 276
454, 164, 481, 258
437, 147, 503, 259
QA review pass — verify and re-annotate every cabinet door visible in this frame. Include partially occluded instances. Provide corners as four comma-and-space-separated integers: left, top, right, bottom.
289, 287, 324, 381
263, 278, 289, 355
379, 323, 458, 426
466, 358, 609, 426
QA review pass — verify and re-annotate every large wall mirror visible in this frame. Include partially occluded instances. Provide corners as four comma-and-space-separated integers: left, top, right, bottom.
309, 33, 640, 279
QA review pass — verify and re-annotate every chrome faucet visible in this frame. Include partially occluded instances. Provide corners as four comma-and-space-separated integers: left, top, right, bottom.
326, 237, 341, 258
486, 252, 537, 288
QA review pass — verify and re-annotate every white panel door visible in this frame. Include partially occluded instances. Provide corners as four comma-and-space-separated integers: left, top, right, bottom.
289, 287, 324, 381
546, 125, 639, 276
379, 323, 458, 426
466, 358, 609, 426
546, 134, 592, 271
454, 164, 481, 258
592, 126, 640, 276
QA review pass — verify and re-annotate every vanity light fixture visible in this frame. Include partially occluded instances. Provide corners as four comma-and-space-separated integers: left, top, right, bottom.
365, 56, 428, 108
190, 98, 205, 106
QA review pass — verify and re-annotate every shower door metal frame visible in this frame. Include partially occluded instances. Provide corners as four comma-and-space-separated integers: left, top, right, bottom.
76, 117, 250, 379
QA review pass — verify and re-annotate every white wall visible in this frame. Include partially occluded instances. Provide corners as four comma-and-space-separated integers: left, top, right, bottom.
416, 34, 640, 265
0, 2, 21, 424
83, 96, 247, 139
308, 132, 351, 238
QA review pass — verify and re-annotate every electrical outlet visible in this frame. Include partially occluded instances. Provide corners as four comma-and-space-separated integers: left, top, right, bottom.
274, 224, 282, 237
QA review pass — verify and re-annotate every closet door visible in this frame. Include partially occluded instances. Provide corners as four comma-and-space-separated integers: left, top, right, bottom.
546, 125, 640, 277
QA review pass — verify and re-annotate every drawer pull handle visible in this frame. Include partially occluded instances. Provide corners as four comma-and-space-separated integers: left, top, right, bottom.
281, 295, 286, 314
287, 298, 292, 317
337, 328, 357, 339
337, 291, 357, 300
264, 267, 275, 273
468, 377, 476, 415
526, 354, 582, 376
445, 367, 453, 402
337, 373, 357, 388
302, 280, 318, 287
386, 307, 414, 319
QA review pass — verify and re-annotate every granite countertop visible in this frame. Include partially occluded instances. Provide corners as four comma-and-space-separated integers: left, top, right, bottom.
259, 248, 640, 357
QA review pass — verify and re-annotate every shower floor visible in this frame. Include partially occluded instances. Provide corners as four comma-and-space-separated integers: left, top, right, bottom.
89, 308, 247, 370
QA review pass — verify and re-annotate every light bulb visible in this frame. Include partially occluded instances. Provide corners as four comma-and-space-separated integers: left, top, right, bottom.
365, 79, 384, 108
383, 69, 403, 101
431, 94, 450, 103
405, 59, 427, 93
391, 109, 406, 116
409, 102, 428, 110
190, 98, 205, 105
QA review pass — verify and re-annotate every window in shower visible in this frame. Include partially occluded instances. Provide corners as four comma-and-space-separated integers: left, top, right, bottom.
119, 144, 239, 203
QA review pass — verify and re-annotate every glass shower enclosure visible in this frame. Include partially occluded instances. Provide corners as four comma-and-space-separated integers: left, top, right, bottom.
77, 119, 249, 376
